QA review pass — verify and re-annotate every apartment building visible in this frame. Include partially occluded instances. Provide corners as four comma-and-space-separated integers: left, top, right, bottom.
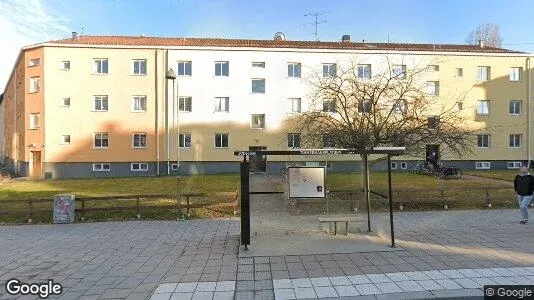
1, 33, 532, 178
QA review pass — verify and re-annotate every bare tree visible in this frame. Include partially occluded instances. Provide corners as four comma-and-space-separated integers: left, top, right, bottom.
465, 23, 503, 47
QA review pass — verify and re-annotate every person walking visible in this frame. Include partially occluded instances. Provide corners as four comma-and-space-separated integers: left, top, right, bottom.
513, 166, 534, 224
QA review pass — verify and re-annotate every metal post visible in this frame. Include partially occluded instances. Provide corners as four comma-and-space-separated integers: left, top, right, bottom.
387, 155, 396, 247
240, 156, 250, 250
364, 154, 371, 232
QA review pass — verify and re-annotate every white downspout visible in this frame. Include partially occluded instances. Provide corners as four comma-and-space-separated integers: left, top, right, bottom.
165, 51, 170, 175
155, 49, 160, 175
14, 69, 17, 174
527, 57, 531, 168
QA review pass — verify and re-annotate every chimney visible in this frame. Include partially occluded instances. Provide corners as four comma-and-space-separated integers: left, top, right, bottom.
71, 31, 78, 41
478, 39, 484, 48
342, 35, 351, 42
362, 39, 367, 43
140, 34, 146, 37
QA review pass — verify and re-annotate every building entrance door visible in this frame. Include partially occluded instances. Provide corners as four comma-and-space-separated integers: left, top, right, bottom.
31, 151, 42, 178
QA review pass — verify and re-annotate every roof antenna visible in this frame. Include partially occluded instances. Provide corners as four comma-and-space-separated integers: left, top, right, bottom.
81, 27, 84, 36
387, 34, 390, 43
303, 11, 330, 41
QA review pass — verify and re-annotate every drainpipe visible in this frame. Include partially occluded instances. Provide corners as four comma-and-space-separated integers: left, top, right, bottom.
165, 51, 170, 175
14, 69, 17, 173
155, 49, 160, 175
528, 58, 531, 168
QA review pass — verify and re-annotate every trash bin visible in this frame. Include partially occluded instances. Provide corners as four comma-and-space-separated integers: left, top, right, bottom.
53, 194, 76, 224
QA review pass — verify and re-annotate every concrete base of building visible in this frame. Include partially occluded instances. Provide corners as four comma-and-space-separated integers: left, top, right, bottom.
33, 159, 527, 179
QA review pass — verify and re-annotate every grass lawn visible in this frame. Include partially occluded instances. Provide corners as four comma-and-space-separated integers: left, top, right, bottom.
464, 170, 518, 182
0, 175, 239, 223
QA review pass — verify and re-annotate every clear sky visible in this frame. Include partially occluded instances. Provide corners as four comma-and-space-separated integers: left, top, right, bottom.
2, 0, 534, 89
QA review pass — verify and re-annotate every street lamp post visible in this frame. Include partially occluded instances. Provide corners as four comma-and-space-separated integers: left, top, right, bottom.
166, 69, 182, 218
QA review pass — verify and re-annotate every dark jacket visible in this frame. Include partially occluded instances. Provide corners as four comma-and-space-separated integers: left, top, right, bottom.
514, 175, 534, 196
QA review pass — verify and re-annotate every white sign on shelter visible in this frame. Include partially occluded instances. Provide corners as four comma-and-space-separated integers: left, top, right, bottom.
288, 167, 326, 198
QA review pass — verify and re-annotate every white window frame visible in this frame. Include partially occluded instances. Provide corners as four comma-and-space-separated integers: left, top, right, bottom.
322, 63, 337, 77
425, 65, 439, 72
391, 65, 406, 79
171, 164, 179, 171
60, 97, 71, 107
357, 64, 372, 79
455, 68, 463, 78
475, 162, 491, 170
29, 77, 40, 93
178, 61, 192, 76
29, 113, 40, 129
509, 100, 522, 116
288, 98, 301, 113
28, 58, 40, 67
477, 134, 490, 148
92, 163, 111, 172
214, 133, 229, 148
252, 62, 265, 68
476, 66, 490, 81
214, 97, 229, 112
400, 162, 408, 169
179, 96, 192, 112
287, 62, 301, 78
60, 61, 70, 70
93, 58, 108, 74
509, 134, 522, 148
132, 133, 147, 148
323, 100, 337, 113
507, 162, 522, 169
476, 100, 490, 115
60, 135, 71, 145
456, 102, 463, 111
132, 96, 147, 112
426, 81, 439, 96
94, 133, 109, 149
322, 135, 335, 149
251, 79, 265, 94
392, 99, 407, 115
251, 114, 266, 129
132, 59, 147, 75
390, 162, 397, 169
179, 133, 192, 148
287, 133, 301, 149
131, 163, 149, 172
510, 67, 522, 82
215, 61, 229, 77
358, 99, 372, 113
93, 95, 108, 112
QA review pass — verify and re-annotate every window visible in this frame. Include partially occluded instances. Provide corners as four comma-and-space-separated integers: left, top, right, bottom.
456, 102, 463, 111
510, 67, 522, 82
287, 133, 301, 148
252, 62, 265, 68
133, 133, 147, 148
391, 65, 406, 79
132, 96, 147, 112
426, 65, 439, 72
507, 162, 522, 169
179, 133, 192, 148
251, 114, 265, 129
287, 63, 301, 78
60, 61, 70, 70
214, 133, 229, 148
391, 162, 397, 169
94, 133, 109, 148
510, 134, 522, 148
322, 135, 335, 148
392, 99, 407, 115
93, 96, 108, 111
215, 61, 229, 76
475, 162, 490, 170
29, 77, 40, 93
427, 116, 440, 129
289, 98, 301, 113
28, 58, 40, 67
178, 61, 192, 76
214, 97, 229, 112
477, 66, 490, 81
477, 134, 490, 148
61, 135, 71, 145
400, 162, 408, 169
131, 163, 148, 171
252, 79, 265, 94
171, 164, 179, 171
93, 58, 108, 74
323, 100, 337, 112
358, 99, 372, 113
357, 64, 372, 79
29, 113, 40, 129
93, 163, 110, 172
509, 100, 522, 115
455, 68, 463, 77
132, 59, 147, 75
477, 100, 490, 115
323, 64, 337, 77
426, 81, 439, 96
179, 97, 192, 112
60, 97, 71, 107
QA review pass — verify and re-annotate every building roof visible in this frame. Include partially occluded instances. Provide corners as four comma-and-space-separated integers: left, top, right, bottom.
47, 35, 524, 54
